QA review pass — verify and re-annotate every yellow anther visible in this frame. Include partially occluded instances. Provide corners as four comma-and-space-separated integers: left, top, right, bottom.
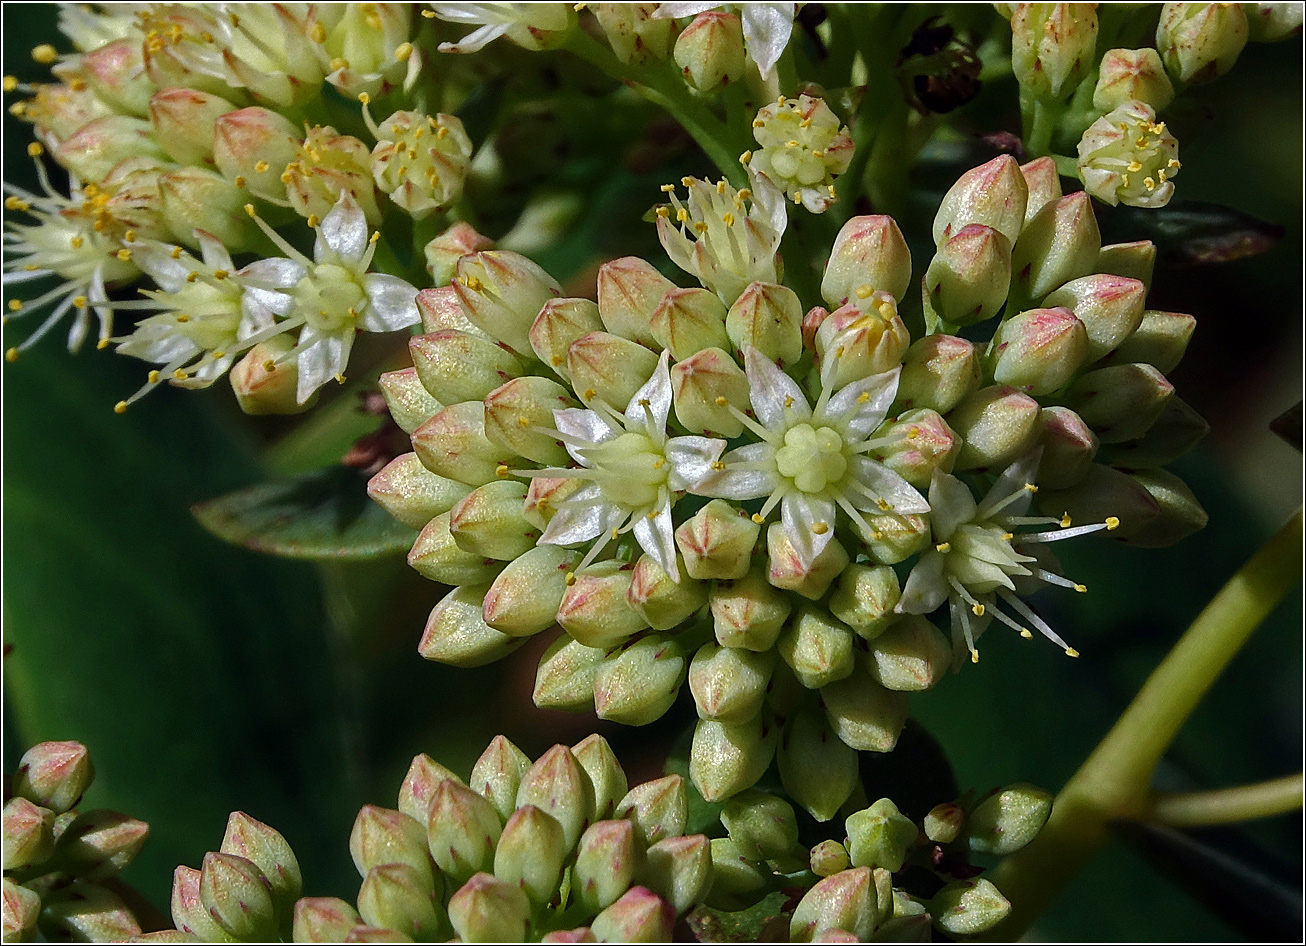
710, 461, 726, 471
307, 214, 320, 228
970, 650, 980, 664
681, 176, 694, 187
1127, 160, 1143, 173
1105, 516, 1120, 530
935, 542, 951, 553
783, 395, 794, 408
740, 150, 753, 165
751, 513, 765, 524
186, 272, 198, 283
1023, 483, 1038, 493
583, 388, 596, 399
114, 400, 128, 414
213, 269, 229, 279
5, 196, 29, 211
96, 338, 108, 349
877, 498, 891, 511
1020, 628, 1033, 639
27, 142, 43, 157
856, 391, 870, 403
280, 171, 293, 184
2, 76, 17, 93
72, 295, 87, 308
610, 527, 620, 540
565, 571, 576, 585
263, 360, 276, 372
4, 348, 18, 362
1001, 532, 1015, 541
752, 119, 765, 128
1167, 158, 1181, 169
715, 396, 729, 406
7, 299, 21, 312
1144, 177, 1156, 191
176, 314, 191, 322
148, 370, 161, 383
115, 248, 132, 261
394, 42, 413, 61
1064, 647, 1080, 658
551, 354, 564, 365
311, 22, 327, 43
777, 95, 787, 106
173, 368, 188, 380
693, 221, 707, 233
124, 229, 138, 243
70, 235, 84, 249
872, 530, 884, 540
785, 139, 801, 148
811, 522, 829, 535
357, 92, 371, 106
233, 175, 248, 189
722, 212, 735, 226
1060, 513, 1072, 527
716, 180, 726, 194
737, 188, 751, 201
1073, 583, 1087, 593
812, 149, 825, 159
421, 7, 435, 15
660, 183, 676, 193
854, 284, 874, 299
244, 203, 257, 217
972, 603, 985, 617
31, 45, 58, 64
495, 464, 510, 478
676, 208, 689, 223
334, 373, 346, 384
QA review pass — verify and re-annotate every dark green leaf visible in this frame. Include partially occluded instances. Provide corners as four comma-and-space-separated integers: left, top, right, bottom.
686, 890, 791, 943
1106, 200, 1285, 268
192, 467, 416, 560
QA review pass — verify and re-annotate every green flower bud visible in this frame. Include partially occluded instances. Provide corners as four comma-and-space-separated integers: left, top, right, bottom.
1037, 463, 1161, 539
989, 306, 1090, 394
146, 88, 232, 165
720, 790, 801, 862
469, 736, 531, 823
820, 662, 909, 752
779, 706, 858, 821
410, 330, 523, 407
172, 865, 235, 941
1011, 3, 1099, 99
856, 512, 930, 565
1100, 396, 1208, 468
594, 635, 686, 726
790, 867, 877, 943
1036, 406, 1099, 489
530, 298, 605, 379
924, 224, 1013, 327
590, 886, 674, 942
408, 513, 502, 586
349, 806, 433, 887
965, 784, 1053, 855
1157, 1, 1249, 84
1021, 156, 1063, 222
557, 561, 650, 649
778, 609, 855, 690
815, 295, 912, 389
424, 222, 495, 286
1078, 102, 1181, 209
378, 368, 443, 435
1094, 47, 1175, 111
829, 564, 902, 640
1245, 2, 1305, 41
572, 735, 629, 820
1120, 468, 1208, 547
211, 106, 300, 202
727, 282, 803, 365
617, 775, 688, 847
893, 335, 982, 415
874, 410, 960, 489
641, 834, 711, 915
1010, 192, 1101, 306
483, 545, 578, 637
867, 614, 952, 691
568, 331, 660, 409
710, 568, 793, 650
418, 584, 525, 669
1044, 273, 1147, 365
292, 897, 362, 943
595, 3, 676, 63
810, 840, 852, 877
493, 805, 568, 907
455, 251, 562, 356
575, 819, 643, 913
533, 635, 605, 711
672, 346, 753, 438
53, 115, 166, 183
707, 836, 770, 901
515, 745, 597, 852
358, 863, 443, 940
691, 713, 777, 802
413, 401, 522, 487
1097, 240, 1157, 290
597, 257, 676, 346
627, 554, 708, 630
541, 927, 597, 943
339, 925, 411, 942
924, 802, 966, 844
427, 780, 502, 883
524, 477, 587, 532
688, 643, 774, 722
933, 155, 1028, 246
676, 500, 761, 580
368, 454, 471, 530
674, 11, 746, 92
449, 480, 539, 561
3, 798, 54, 870
77, 38, 154, 116
398, 755, 464, 829
447, 873, 530, 943
847, 798, 918, 872
418, 285, 485, 335
41, 881, 141, 942
229, 338, 313, 416
822, 215, 913, 307
200, 852, 277, 941
158, 168, 251, 250
769, 526, 850, 600
947, 385, 1043, 472
14, 742, 93, 815
54, 808, 149, 880
2, 878, 40, 942
651, 288, 730, 361
1101, 309, 1195, 374
1067, 362, 1174, 443
930, 879, 1011, 935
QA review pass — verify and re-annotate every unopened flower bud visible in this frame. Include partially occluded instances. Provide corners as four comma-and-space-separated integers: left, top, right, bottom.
1078, 101, 1181, 209
1097, 240, 1157, 290
533, 636, 605, 711
930, 879, 1011, 935
541, 928, 598, 943
790, 867, 878, 942
1010, 191, 1101, 306
293, 897, 362, 943
628, 553, 709, 630
847, 798, 918, 872
766, 523, 848, 598
349, 806, 432, 886
856, 511, 930, 565
964, 784, 1052, 855
449, 480, 539, 561
410, 329, 524, 406
778, 609, 855, 690
710, 568, 793, 650
399, 755, 464, 826
866, 614, 952, 691
213, 107, 301, 202
594, 635, 685, 725
670, 347, 750, 436
675, 499, 760, 580
989, 306, 1090, 394
482, 544, 578, 637
456, 251, 562, 355
1093, 47, 1175, 112
159, 167, 252, 250
418, 285, 484, 335
493, 805, 567, 906
829, 565, 901, 639
688, 643, 773, 722
893, 335, 981, 414
691, 712, 777, 802
358, 863, 442, 940
651, 288, 730, 360
1101, 396, 1208, 468
726, 282, 803, 364
591, 886, 674, 942
568, 331, 660, 409
14, 741, 93, 814
515, 745, 597, 852
1245, 2, 1305, 41
484, 376, 577, 466
572, 735, 629, 820
530, 298, 604, 377
368, 453, 470, 531
924, 803, 966, 844
371, 111, 471, 219
1157, 2, 1249, 84
947, 385, 1042, 471
427, 780, 502, 883
933, 155, 1028, 246
749, 94, 854, 213
575, 819, 642, 913
469, 736, 531, 822
1021, 156, 1063, 222
1044, 273, 1147, 364
708, 836, 770, 900
418, 584, 525, 668
413, 401, 522, 486
50, 809, 148, 881
811, 840, 852, 877
641, 834, 711, 914
148, 88, 234, 165
1037, 463, 1160, 539
597, 257, 676, 346
1120, 468, 1208, 547
778, 706, 857, 821
78, 38, 154, 116
557, 561, 650, 649
448, 873, 530, 943
1036, 406, 1099, 489
874, 410, 959, 489
54, 115, 168, 183
616, 775, 688, 847
721, 790, 801, 862
1102, 308, 1195, 374
822, 215, 913, 307
820, 661, 909, 751
171, 865, 230, 940
408, 513, 502, 586
816, 296, 912, 388
1011, 3, 1099, 99
674, 12, 746, 92
41, 881, 141, 942
1067, 363, 1174, 443
3, 798, 55, 870
595, 3, 676, 63
424, 222, 494, 286
200, 852, 277, 941
923, 224, 1013, 327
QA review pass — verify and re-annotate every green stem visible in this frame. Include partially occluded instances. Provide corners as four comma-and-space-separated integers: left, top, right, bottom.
983, 508, 1304, 940
1147, 774, 1305, 828
1025, 96, 1062, 156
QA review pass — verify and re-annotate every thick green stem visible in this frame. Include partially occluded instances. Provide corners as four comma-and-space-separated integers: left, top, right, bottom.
1147, 774, 1305, 828
983, 508, 1303, 940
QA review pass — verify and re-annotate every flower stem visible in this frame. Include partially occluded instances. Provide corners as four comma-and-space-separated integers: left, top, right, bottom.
982, 507, 1304, 940
1147, 774, 1304, 828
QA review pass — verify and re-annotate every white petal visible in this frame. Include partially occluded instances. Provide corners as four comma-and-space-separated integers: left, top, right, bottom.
633, 505, 679, 583
743, 346, 810, 430
976, 449, 1043, 520
295, 329, 352, 403
781, 493, 835, 571
897, 552, 949, 615
624, 349, 672, 439
438, 22, 511, 53
361, 274, 420, 331
746, 163, 788, 247
240, 258, 305, 290
554, 407, 616, 463
824, 367, 900, 440
196, 230, 235, 271
741, 3, 795, 79
849, 457, 930, 515
664, 435, 726, 491
315, 192, 368, 264
927, 470, 977, 542
133, 243, 193, 290
541, 496, 623, 546
695, 442, 777, 500
653, 2, 722, 18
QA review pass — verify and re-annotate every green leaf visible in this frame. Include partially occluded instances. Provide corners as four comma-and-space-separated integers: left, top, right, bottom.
192, 467, 417, 560
1106, 200, 1284, 268
686, 890, 791, 943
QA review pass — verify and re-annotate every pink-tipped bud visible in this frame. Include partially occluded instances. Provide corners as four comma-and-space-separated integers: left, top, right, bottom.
814, 295, 911, 389
530, 298, 604, 377
567, 331, 660, 409
594, 636, 686, 726
398, 755, 464, 826
148, 88, 234, 165
670, 347, 750, 437
417, 285, 484, 335
447, 873, 530, 942
674, 12, 745, 92
1097, 241, 1157, 290
426, 780, 503, 884
597, 256, 676, 346
616, 775, 688, 847
847, 798, 918, 872
483, 544, 578, 637
1094, 47, 1175, 111
767, 523, 849, 599
651, 287, 731, 359
1037, 463, 1161, 539
357, 863, 443, 939
575, 819, 643, 913
931, 879, 1011, 935
688, 643, 774, 723
412, 401, 523, 487
866, 614, 951, 691
379, 367, 443, 434
1067, 363, 1175, 443
408, 512, 503, 586
675, 499, 761, 581
293, 897, 362, 943
810, 840, 852, 878
778, 609, 855, 691
726, 282, 804, 365
873, 410, 959, 488
368, 453, 470, 531
591, 886, 675, 942
515, 745, 597, 852
627, 553, 709, 630
989, 306, 1090, 394
1020, 156, 1063, 222
533, 636, 605, 712
1121, 468, 1208, 548
418, 584, 524, 668
456, 251, 562, 355
448, 480, 539, 561
690, 714, 777, 803
1044, 273, 1146, 364
933, 155, 1028, 246
349, 806, 432, 884
720, 790, 801, 862
557, 561, 650, 649
820, 660, 909, 752
212, 107, 301, 202
595, 3, 676, 63
923, 224, 1012, 327
573, 734, 630, 819
13, 741, 94, 814
494, 804, 568, 907
946, 385, 1043, 472
641, 834, 712, 915
1010, 191, 1102, 306
1036, 406, 1099, 489
1157, 2, 1249, 84
1101, 308, 1194, 375
199, 852, 277, 941
893, 334, 981, 414
828, 565, 901, 640
821, 215, 913, 307
483, 375, 576, 466
710, 568, 793, 650
158, 167, 252, 250
2, 798, 55, 870
424, 222, 495, 286
409, 329, 524, 405
55, 809, 151, 881
54, 116, 168, 183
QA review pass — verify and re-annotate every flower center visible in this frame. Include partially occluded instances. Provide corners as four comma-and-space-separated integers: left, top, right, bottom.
293, 263, 366, 332
775, 423, 847, 494
941, 522, 1031, 593
584, 431, 668, 509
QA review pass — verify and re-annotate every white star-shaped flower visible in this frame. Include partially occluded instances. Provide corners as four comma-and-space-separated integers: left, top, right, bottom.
655, 3, 798, 79
426, 3, 574, 53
